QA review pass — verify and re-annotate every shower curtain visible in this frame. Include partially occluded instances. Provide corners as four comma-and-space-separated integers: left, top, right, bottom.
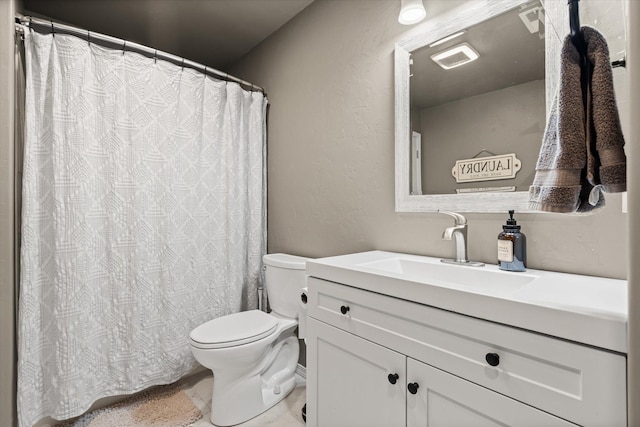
18, 30, 267, 427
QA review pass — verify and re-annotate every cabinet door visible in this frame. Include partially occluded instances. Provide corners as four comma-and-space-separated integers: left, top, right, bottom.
307, 318, 406, 427
406, 358, 577, 427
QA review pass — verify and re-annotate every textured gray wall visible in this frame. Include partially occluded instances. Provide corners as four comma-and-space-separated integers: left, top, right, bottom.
231, 0, 628, 280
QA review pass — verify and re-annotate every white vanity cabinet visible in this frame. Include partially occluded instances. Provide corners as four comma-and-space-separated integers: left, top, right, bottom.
405, 358, 576, 427
306, 276, 627, 427
308, 318, 406, 427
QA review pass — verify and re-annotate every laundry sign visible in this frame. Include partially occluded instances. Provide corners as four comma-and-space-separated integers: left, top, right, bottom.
451, 153, 521, 183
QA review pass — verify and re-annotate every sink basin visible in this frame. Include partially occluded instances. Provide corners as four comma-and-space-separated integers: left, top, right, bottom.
357, 257, 537, 294
305, 250, 628, 354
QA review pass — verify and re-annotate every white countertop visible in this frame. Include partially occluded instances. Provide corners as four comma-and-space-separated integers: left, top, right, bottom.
306, 250, 628, 353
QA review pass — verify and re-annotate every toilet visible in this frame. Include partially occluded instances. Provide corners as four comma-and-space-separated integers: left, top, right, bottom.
189, 253, 309, 426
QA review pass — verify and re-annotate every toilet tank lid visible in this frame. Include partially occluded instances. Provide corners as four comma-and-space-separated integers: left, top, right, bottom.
263, 253, 309, 270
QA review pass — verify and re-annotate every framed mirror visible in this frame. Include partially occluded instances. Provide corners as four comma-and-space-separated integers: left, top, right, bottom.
395, 0, 546, 212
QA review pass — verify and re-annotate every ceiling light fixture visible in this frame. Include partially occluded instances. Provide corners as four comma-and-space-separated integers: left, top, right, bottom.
398, 0, 426, 25
430, 43, 479, 70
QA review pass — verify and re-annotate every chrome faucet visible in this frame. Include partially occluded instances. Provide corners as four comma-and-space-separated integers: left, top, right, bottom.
438, 211, 484, 267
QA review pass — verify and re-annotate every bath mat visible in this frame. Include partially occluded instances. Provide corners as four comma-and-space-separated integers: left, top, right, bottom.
55, 383, 202, 427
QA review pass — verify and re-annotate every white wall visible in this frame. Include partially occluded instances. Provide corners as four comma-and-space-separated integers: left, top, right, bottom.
232, 0, 629, 280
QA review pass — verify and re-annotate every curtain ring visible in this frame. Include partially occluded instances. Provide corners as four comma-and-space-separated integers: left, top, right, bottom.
154, 50, 157, 64
29, 17, 33, 32
87, 30, 90, 46
51, 22, 55, 37
181, 58, 185, 70
122, 40, 126, 55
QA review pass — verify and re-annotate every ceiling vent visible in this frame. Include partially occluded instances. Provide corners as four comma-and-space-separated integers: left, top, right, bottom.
430, 43, 479, 70
519, 4, 545, 39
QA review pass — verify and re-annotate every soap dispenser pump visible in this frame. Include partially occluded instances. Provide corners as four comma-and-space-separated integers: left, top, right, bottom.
498, 210, 526, 272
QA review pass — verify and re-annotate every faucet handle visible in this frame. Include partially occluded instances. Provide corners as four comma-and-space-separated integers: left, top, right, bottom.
438, 211, 467, 226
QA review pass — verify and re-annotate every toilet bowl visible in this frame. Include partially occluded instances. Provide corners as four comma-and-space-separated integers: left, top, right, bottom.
189, 253, 309, 426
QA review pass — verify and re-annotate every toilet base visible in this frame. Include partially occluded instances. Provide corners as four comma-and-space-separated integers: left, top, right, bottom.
209, 332, 299, 426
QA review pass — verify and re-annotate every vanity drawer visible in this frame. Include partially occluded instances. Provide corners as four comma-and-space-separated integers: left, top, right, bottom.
307, 277, 626, 427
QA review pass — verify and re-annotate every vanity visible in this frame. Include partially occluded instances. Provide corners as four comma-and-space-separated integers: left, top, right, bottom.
305, 251, 627, 427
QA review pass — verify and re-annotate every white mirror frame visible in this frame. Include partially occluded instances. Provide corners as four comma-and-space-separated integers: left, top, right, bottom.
395, 0, 536, 213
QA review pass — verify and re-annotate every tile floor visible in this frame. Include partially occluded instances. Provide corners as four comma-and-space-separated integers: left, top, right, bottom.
182, 370, 307, 427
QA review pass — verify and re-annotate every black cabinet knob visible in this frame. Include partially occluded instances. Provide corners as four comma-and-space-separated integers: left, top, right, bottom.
407, 382, 419, 394
340, 305, 350, 314
388, 373, 399, 384
485, 352, 500, 367
301, 293, 307, 304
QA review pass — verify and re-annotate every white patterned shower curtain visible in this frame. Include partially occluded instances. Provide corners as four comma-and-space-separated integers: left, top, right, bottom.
18, 30, 266, 427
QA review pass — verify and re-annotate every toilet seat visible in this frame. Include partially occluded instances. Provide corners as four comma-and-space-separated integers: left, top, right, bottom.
189, 310, 279, 349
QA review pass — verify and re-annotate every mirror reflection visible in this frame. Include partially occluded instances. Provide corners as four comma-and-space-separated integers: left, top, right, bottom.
408, 1, 545, 196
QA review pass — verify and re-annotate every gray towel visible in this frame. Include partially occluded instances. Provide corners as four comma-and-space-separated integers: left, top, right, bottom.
529, 26, 626, 213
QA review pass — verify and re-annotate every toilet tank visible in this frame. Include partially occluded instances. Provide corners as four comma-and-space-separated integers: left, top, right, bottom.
263, 253, 310, 318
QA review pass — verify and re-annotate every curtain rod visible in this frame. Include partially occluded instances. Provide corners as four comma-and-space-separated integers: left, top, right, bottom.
15, 13, 266, 95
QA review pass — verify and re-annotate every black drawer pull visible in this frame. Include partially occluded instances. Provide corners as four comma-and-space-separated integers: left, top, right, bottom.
340, 305, 350, 314
485, 352, 500, 367
388, 373, 399, 384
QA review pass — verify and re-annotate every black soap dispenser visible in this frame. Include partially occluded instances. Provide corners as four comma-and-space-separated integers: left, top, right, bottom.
498, 210, 526, 272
